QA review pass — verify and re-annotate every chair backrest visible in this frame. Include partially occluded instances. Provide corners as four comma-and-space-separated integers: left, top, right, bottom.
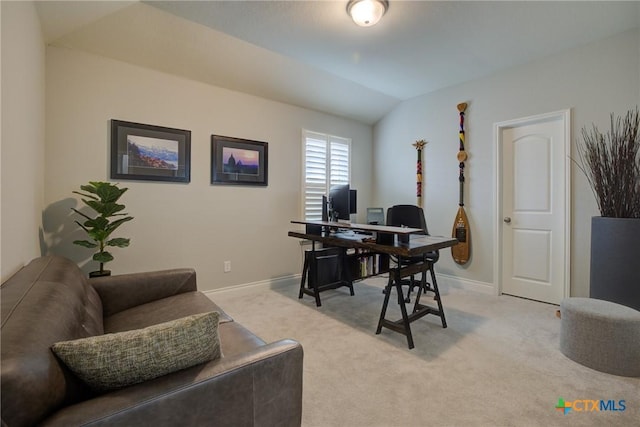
387, 205, 439, 262
386, 205, 429, 235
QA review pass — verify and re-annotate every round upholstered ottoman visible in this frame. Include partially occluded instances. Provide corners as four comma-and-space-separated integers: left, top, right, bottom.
560, 297, 640, 377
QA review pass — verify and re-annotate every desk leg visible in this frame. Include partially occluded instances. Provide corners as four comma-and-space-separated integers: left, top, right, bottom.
341, 247, 355, 296
298, 256, 310, 300
412, 266, 427, 314
312, 265, 322, 307
300, 245, 351, 308
412, 262, 447, 329
376, 276, 394, 335
395, 278, 414, 349
376, 263, 415, 350
429, 265, 447, 328
298, 249, 321, 307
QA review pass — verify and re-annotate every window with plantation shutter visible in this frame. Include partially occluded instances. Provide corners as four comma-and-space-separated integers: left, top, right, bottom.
302, 130, 351, 221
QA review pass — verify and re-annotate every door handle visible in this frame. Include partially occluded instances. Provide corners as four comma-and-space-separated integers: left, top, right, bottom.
503, 217, 511, 224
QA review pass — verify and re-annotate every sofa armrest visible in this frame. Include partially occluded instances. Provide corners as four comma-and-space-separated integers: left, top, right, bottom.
41, 339, 303, 427
91, 269, 198, 317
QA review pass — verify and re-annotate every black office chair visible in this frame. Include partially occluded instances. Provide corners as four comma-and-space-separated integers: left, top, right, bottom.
386, 204, 440, 303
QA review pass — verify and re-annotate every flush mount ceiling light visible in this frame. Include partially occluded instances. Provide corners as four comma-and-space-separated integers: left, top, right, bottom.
347, 0, 389, 27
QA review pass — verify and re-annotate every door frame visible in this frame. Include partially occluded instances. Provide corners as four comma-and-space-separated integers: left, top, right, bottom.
493, 109, 571, 300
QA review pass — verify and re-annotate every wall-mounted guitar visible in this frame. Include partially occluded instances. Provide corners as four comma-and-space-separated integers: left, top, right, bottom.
452, 102, 470, 265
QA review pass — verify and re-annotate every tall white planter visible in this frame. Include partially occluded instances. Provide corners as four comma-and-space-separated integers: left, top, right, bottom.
590, 217, 640, 310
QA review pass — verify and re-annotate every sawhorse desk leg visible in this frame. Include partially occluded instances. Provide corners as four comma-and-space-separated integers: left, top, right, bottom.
298, 254, 323, 307
299, 246, 353, 308
416, 264, 447, 328
376, 258, 447, 349
376, 268, 415, 349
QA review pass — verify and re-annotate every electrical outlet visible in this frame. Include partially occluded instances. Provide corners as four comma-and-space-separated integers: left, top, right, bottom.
223, 261, 231, 273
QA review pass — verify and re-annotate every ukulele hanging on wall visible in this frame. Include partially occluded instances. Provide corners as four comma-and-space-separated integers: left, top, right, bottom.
452, 102, 471, 265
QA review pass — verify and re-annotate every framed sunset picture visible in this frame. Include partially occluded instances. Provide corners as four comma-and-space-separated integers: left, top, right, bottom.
211, 135, 268, 186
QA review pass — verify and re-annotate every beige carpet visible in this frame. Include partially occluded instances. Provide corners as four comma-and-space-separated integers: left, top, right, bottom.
210, 276, 639, 427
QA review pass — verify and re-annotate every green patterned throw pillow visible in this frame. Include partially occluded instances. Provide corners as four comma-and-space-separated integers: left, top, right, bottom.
52, 311, 221, 391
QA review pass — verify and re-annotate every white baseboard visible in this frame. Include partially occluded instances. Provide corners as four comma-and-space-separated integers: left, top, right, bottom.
437, 273, 496, 295
204, 272, 495, 297
204, 274, 300, 297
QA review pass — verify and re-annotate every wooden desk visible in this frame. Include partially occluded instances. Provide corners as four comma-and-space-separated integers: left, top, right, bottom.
290, 220, 424, 237
288, 221, 458, 349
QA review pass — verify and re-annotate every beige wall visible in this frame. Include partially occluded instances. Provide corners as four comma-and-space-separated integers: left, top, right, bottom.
4, 4, 638, 297
1, 1, 46, 282
373, 29, 640, 297
44, 47, 373, 291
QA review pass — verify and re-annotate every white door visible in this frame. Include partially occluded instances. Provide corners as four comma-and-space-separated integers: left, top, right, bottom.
496, 111, 570, 304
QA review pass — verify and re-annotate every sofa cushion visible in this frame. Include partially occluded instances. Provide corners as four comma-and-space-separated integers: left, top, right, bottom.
103, 291, 232, 333
52, 312, 222, 392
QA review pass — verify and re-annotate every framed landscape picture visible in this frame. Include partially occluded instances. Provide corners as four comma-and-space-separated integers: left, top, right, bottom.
110, 120, 191, 183
211, 135, 268, 186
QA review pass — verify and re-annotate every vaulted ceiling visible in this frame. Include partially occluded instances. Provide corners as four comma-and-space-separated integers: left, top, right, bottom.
36, 1, 640, 124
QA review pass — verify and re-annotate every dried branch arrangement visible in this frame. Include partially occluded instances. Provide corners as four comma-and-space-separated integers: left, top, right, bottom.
576, 107, 640, 218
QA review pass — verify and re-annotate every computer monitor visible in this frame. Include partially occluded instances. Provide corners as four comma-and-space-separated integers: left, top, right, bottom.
329, 184, 355, 221
321, 195, 329, 222
367, 207, 384, 225
349, 189, 357, 215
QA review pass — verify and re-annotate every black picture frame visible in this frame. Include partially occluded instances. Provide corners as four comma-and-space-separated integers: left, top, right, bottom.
211, 135, 268, 186
110, 119, 191, 183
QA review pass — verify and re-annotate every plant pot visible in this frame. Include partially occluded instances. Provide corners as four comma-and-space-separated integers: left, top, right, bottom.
89, 270, 111, 278
590, 216, 640, 310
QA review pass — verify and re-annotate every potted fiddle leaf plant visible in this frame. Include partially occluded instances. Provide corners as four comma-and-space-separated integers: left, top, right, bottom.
575, 106, 640, 310
72, 181, 134, 277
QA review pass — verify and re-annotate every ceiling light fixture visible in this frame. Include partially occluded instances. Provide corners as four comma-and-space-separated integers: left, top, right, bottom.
347, 0, 389, 27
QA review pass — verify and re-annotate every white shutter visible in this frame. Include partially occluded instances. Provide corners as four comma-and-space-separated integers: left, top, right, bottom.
303, 131, 351, 221
330, 137, 350, 186
304, 133, 327, 220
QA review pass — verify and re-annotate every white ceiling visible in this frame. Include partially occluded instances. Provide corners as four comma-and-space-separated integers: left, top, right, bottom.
36, 1, 640, 124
